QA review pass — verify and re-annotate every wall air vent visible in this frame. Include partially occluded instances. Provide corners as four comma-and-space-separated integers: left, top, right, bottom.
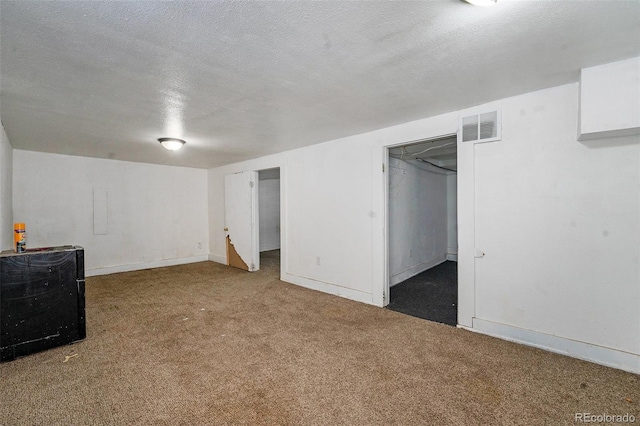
460, 109, 501, 143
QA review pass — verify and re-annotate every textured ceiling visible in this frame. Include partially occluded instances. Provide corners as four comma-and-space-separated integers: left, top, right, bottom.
1, 1, 639, 169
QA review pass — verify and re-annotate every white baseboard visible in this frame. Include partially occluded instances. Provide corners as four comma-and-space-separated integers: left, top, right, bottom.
209, 253, 373, 306
209, 253, 227, 264
461, 318, 640, 374
446, 253, 458, 261
389, 255, 447, 287
281, 272, 374, 306
260, 243, 281, 252
86, 254, 210, 277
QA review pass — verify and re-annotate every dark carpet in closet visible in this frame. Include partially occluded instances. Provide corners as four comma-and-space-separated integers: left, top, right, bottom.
387, 260, 457, 326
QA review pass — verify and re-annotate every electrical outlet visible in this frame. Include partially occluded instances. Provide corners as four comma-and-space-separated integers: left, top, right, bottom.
316, 257, 321, 266
197, 242, 202, 250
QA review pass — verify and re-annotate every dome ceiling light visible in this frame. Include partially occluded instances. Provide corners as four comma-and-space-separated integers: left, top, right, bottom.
158, 138, 186, 151
462, 0, 500, 6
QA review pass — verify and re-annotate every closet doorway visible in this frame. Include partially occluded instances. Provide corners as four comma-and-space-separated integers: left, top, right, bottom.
385, 135, 458, 326
257, 168, 281, 274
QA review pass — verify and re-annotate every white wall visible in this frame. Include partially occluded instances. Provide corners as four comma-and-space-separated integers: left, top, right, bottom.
208, 73, 639, 373
388, 158, 447, 286
471, 83, 639, 370
209, 136, 381, 303
208, 113, 459, 306
446, 173, 457, 261
13, 150, 209, 275
0, 124, 13, 251
259, 176, 281, 252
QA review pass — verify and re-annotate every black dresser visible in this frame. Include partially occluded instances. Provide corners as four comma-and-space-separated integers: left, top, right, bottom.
0, 246, 86, 362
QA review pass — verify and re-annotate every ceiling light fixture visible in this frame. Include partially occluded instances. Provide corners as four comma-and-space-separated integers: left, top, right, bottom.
158, 137, 186, 151
462, 0, 499, 6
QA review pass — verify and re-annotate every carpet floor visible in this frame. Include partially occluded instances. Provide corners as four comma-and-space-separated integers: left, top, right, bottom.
0, 250, 637, 425
387, 260, 457, 326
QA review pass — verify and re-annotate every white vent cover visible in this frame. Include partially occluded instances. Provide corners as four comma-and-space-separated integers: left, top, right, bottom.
460, 109, 501, 143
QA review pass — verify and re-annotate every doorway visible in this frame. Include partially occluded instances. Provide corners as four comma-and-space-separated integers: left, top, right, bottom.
385, 135, 458, 326
258, 168, 281, 275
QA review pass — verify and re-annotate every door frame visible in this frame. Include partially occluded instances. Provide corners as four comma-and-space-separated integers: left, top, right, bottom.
382, 133, 458, 305
377, 126, 475, 328
256, 167, 282, 254
255, 166, 285, 281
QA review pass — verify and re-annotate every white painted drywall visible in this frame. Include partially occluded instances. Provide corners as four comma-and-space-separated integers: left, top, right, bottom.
13, 150, 209, 275
208, 112, 459, 307
388, 157, 447, 286
579, 56, 640, 140
473, 83, 639, 360
0, 124, 13, 251
259, 177, 281, 252
446, 173, 458, 261
208, 66, 639, 372
284, 136, 376, 296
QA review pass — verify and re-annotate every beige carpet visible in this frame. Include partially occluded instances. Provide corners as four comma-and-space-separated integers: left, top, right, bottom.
1, 251, 637, 425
